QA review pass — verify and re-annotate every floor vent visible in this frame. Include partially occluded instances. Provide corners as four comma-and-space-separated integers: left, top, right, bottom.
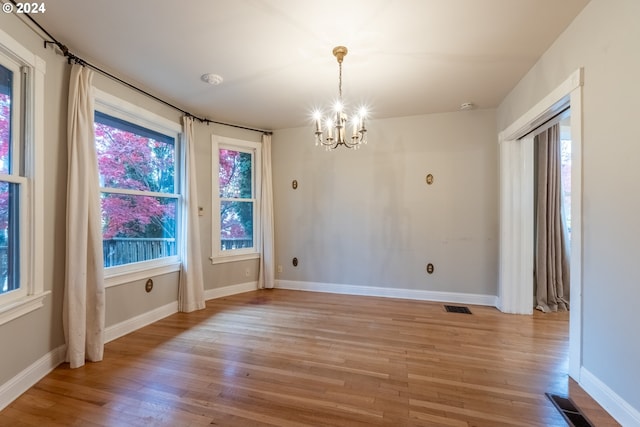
444, 305, 472, 314
546, 393, 594, 427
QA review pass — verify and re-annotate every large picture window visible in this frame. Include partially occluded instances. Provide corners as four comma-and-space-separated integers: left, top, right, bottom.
212, 136, 261, 261
94, 91, 182, 281
0, 28, 46, 324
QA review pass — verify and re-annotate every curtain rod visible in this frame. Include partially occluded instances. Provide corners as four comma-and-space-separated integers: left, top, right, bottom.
9, 1, 273, 135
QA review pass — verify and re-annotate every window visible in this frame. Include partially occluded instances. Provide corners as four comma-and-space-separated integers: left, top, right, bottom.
212, 136, 261, 262
0, 28, 46, 324
94, 90, 182, 284
0, 59, 22, 302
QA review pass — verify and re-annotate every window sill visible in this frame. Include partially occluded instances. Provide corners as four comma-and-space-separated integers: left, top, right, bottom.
0, 291, 51, 326
210, 253, 260, 265
104, 261, 181, 288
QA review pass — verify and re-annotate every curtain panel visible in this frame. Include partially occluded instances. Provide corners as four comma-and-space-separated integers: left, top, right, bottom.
178, 116, 206, 312
63, 64, 105, 368
259, 133, 275, 289
535, 124, 570, 312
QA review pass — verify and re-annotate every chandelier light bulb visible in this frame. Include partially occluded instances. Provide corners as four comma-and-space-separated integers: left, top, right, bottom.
351, 116, 360, 137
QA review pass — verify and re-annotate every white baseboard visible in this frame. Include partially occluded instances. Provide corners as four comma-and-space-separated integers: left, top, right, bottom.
204, 281, 258, 300
276, 280, 498, 307
104, 301, 179, 343
0, 344, 66, 411
580, 367, 640, 427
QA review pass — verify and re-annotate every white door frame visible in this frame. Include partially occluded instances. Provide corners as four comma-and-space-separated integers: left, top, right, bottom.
497, 68, 583, 380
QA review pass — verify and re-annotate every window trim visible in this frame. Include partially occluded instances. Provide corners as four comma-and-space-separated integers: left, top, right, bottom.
211, 135, 262, 263
94, 89, 183, 287
0, 28, 47, 325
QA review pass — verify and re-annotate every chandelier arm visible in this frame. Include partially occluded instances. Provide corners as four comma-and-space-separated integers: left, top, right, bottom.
342, 138, 357, 149
320, 135, 335, 147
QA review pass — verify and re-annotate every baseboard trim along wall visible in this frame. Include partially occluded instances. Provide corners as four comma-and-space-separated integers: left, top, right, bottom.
0, 345, 66, 411
276, 280, 499, 307
580, 367, 640, 427
204, 281, 258, 301
104, 301, 179, 343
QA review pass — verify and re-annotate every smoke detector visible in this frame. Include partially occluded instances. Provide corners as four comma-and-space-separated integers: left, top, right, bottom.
201, 73, 223, 85
460, 102, 475, 111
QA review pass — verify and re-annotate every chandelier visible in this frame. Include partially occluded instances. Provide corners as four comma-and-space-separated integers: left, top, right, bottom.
313, 46, 368, 149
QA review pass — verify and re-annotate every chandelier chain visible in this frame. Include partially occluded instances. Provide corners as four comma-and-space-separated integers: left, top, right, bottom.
338, 62, 343, 101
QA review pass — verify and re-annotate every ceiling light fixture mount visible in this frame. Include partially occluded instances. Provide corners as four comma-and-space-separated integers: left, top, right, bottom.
312, 46, 368, 150
460, 102, 475, 111
201, 73, 223, 85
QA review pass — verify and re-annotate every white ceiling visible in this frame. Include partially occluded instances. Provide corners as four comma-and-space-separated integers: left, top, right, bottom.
31, 0, 589, 131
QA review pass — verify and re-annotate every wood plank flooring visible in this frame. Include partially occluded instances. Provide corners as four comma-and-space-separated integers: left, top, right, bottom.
0, 289, 620, 426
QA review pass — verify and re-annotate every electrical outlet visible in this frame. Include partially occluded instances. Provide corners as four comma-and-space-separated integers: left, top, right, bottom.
245, 268, 250, 277
277, 265, 283, 273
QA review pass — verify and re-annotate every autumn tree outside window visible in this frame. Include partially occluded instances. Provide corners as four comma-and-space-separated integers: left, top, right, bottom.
94, 90, 183, 284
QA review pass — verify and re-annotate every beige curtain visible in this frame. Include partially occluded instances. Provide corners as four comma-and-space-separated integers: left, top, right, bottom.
535, 124, 570, 312
63, 64, 105, 368
178, 116, 206, 311
258, 133, 275, 289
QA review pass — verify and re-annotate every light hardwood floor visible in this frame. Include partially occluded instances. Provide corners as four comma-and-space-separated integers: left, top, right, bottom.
0, 290, 620, 426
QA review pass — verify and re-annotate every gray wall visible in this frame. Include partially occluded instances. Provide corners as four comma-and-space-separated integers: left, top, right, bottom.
272, 109, 499, 295
497, 0, 640, 412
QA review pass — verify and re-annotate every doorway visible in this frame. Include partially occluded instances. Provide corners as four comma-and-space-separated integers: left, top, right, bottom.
498, 68, 583, 380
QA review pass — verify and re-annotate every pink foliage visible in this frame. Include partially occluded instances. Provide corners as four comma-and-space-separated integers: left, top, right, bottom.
0, 94, 11, 231
218, 149, 236, 193
0, 94, 9, 171
218, 149, 250, 239
95, 122, 175, 238
220, 217, 247, 239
